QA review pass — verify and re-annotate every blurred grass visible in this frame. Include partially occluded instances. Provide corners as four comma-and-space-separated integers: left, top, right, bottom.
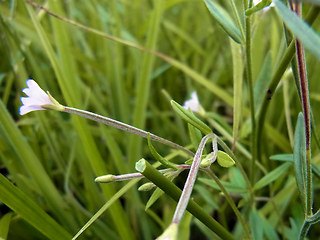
0, 0, 320, 239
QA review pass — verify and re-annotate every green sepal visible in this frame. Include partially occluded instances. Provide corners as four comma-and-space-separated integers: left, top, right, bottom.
171, 100, 211, 134
42, 91, 64, 112
147, 133, 178, 169
217, 150, 235, 168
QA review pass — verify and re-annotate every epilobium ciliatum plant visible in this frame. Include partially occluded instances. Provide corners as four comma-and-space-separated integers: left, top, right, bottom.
0, 0, 320, 239
20, 79, 236, 239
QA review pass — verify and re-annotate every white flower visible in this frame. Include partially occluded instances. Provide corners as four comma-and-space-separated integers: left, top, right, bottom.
183, 91, 200, 113
19, 79, 56, 115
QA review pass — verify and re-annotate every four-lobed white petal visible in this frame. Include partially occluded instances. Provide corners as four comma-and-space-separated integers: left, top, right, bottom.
19, 79, 54, 115
183, 91, 200, 113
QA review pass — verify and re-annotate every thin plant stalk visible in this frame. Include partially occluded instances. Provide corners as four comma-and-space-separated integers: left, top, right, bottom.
256, 5, 320, 163
216, 137, 253, 194
245, 0, 257, 184
95, 164, 209, 183
294, 3, 313, 217
135, 159, 235, 240
206, 169, 251, 238
172, 133, 214, 223
63, 106, 194, 157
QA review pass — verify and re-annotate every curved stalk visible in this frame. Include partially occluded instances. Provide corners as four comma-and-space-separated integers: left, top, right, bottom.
63, 106, 194, 156
172, 134, 214, 223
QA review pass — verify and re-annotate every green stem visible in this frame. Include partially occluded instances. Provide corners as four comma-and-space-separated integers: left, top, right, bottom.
215, 137, 254, 201
306, 150, 313, 216
206, 115, 251, 161
299, 208, 320, 239
206, 169, 251, 238
294, 3, 312, 217
63, 106, 194, 156
256, 6, 320, 163
295, 20, 312, 218
135, 159, 235, 240
299, 221, 311, 240
245, 0, 257, 184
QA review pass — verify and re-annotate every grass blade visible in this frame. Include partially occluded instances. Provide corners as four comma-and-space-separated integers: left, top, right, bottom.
0, 174, 72, 240
253, 162, 291, 190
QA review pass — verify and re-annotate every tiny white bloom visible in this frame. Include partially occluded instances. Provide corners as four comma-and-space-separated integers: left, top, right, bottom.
19, 79, 54, 115
183, 91, 200, 113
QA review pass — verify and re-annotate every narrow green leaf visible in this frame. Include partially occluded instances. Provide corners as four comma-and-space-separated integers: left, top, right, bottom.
128, 2, 164, 211
274, 0, 320, 60
230, 40, 243, 146
147, 133, 178, 169
0, 212, 13, 240
0, 174, 71, 240
165, 57, 234, 107
254, 52, 272, 113
163, 20, 206, 56
270, 153, 320, 179
145, 187, 165, 210
260, 214, 280, 240
311, 163, 320, 179
203, 0, 242, 43
194, 185, 219, 210
270, 154, 293, 162
228, 167, 247, 189
198, 178, 248, 194
246, 0, 272, 16
253, 162, 291, 190
171, 100, 212, 134
72, 179, 139, 240
0, 100, 74, 229
249, 208, 263, 240
293, 113, 307, 212
25, 4, 134, 237
284, 218, 300, 239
